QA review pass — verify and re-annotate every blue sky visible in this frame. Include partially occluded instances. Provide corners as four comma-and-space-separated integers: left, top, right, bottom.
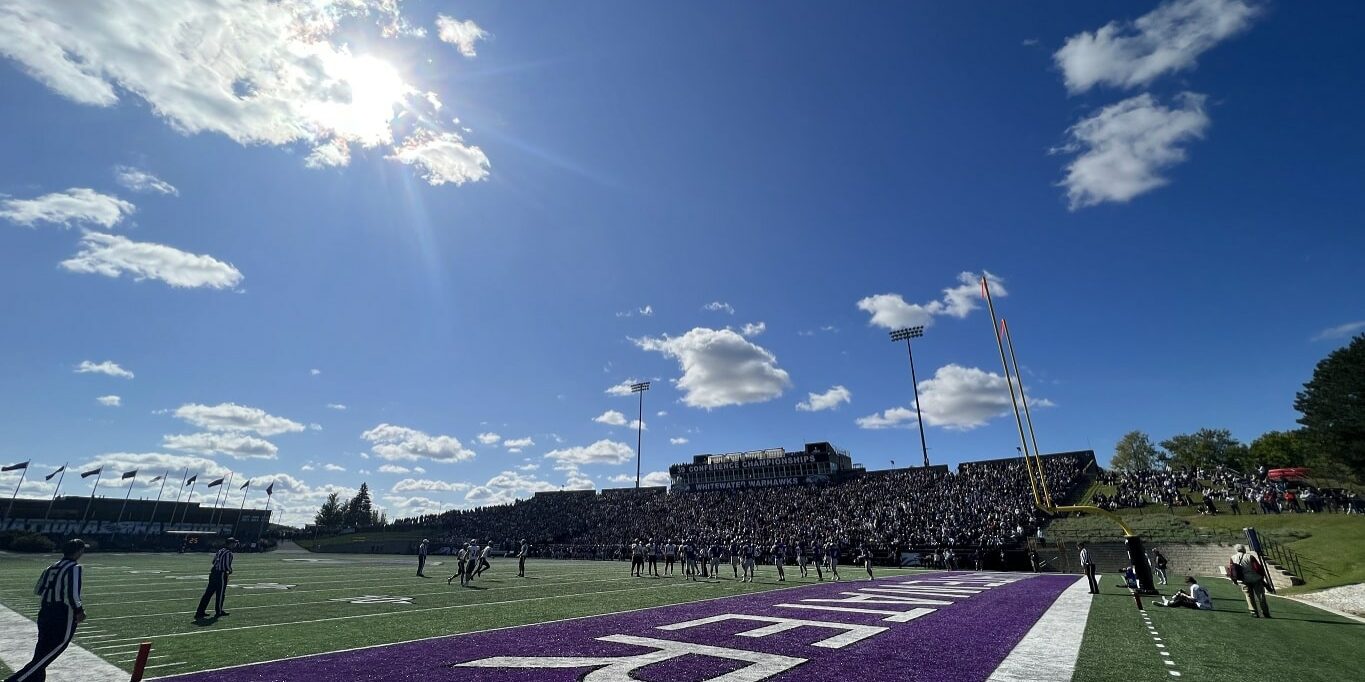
1, 1, 1361, 525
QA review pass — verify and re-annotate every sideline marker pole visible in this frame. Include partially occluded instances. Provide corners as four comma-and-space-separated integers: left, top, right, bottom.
130, 641, 152, 682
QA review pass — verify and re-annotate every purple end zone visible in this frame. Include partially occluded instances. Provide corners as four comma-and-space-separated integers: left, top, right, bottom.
164, 572, 1077, 681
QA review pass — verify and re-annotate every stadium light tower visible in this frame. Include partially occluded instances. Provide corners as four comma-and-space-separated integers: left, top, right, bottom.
631, 381, 650, 488
890, 326, 930, 468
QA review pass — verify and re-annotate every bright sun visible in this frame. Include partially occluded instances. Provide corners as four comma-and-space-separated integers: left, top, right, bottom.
317, 53, 409, 146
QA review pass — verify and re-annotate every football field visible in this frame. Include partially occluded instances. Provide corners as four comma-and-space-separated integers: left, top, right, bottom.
1, 548, 1362, 681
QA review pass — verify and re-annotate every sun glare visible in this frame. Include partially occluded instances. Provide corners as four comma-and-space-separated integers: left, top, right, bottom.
316, 53, 409, 146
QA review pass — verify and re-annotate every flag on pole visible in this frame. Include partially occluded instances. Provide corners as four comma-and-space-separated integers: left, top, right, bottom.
121, 470, 137, 480
149, 474, 164, 483
185, 475, 197, 486
81, 467, 102, 478
266, 482, 275, 496
999, 318, 1007, 339
240, 480, 250, 490
3, 461, 30, 472
45, 465, 65, 481
207, 477, 225, 488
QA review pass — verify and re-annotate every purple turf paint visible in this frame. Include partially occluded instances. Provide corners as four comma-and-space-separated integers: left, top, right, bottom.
163, 572, 1076, 681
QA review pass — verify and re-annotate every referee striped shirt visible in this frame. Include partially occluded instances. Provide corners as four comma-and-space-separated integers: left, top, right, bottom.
35, 558, 82, 609
212, 547, 234, 574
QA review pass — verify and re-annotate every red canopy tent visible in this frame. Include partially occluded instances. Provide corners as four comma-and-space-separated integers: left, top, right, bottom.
1267, 467, 1311, 481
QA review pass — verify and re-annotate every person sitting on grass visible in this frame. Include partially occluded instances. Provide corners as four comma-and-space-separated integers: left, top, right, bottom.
1158, 577, 1213, 610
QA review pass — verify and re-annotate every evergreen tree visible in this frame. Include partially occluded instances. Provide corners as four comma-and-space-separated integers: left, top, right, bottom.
1111, 431, 1160, 471
346, 483, 373, 528
1295, 334, 1365, 480
315, 492, 343, 527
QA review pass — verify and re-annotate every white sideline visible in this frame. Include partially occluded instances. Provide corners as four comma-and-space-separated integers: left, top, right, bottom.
0, 601, 127, 682
986, 575, 1096, 682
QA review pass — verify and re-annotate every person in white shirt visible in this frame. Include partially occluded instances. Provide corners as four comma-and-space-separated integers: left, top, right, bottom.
1159, 576, 1213, 610
1079, 542, 1098, 594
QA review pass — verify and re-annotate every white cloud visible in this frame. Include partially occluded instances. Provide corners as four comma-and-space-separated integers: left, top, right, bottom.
308, 423, 323, 431
391, 478, 471, 493
114, 166, 177, 195
435, 15, 488, 58
605, 379, 643, 396
634, 327, 791, 409
361, 423, 475, 462
796, 385, 852, 412
96, 395, 121, 407
174, 403, 304, 437
326, 403, 347, 411
641, 471, 671, 487
1057, 93, 1209, 209
61, 232, 243, 289
593, 410, 627, 427
739, 322, 766, 337
857, 271, 1006, 331
703, 301, 735, 315
1313, 321, 1365, 341
162, 432, 279, 460
857, 364, 1054, 432
515, 463, 539, 471
0, 1, 485, 184
323, 463, 346, 472
544, 439, 634, 466
300, 464, 315, 472
381, 495, 445, 517
476, 432, 502, 445
503, 437, 534, 449
629, 420, 647, 431
656, 410, 667, 417
669, 437, 689, 445
75, 360, 133, 379
615, 306, 654, 318
464, 470, 558, 506
377, 464, 410, 474
0, 188, 134, 229
387, 130, 491, 186
310, 369, 322, 376
1055, 0, 1260, 93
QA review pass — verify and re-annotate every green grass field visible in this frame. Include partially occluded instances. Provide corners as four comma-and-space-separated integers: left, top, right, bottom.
1, 547, 1362, 680
0, 548, 920, 677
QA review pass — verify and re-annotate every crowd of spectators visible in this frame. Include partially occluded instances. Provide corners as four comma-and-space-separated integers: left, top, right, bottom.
1093, 465, 1364, 515
391, 454, 1091, 560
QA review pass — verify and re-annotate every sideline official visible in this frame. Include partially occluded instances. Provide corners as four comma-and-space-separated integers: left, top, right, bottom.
417, 539, 430, 577
5, 539, 87, 682
195, 537, 238, 620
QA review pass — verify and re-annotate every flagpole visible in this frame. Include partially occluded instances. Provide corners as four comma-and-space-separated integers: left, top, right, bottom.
3, 463, 29, 529
180, 478, 198, 527
258, 488, 273, 540
210, 472, 233, 529
232, 483, 249, 537
42, 463, 67, 529
145, 470, 169, 539
116, 471, 137, 525
82, 469, 104, 533
170, 468, 189, 527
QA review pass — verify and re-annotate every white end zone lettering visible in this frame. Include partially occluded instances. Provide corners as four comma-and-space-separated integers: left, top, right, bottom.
658, 613, 887, 649
456, 634, 805, 681
328, 595, 414, 604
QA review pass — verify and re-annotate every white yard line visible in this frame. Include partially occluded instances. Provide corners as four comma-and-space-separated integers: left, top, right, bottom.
0, 601, 129, 682
109, 581, 709, 643
986, 575, 1096, 682
1140, 607, 1183, 677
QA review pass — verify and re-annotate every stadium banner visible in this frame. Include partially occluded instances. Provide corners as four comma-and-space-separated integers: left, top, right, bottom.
673, 452, 820, 475
168, 572, 1079, 682
674, 474, 829, 492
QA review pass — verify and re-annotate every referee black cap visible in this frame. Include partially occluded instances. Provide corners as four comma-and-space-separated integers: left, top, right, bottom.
226, 537, 239, 545
62, 538, 87, 557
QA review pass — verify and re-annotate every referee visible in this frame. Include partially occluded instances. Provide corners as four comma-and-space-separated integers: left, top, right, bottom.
195, 537, 237, 620
6, 538, 87, 682
417, 539, 430, 577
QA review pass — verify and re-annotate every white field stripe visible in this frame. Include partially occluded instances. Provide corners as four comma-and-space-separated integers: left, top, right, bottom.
90, 575, 640, 620
108, 582, 709, 643
145, 662, 188, 669
0, 602, 127, 682
986, 575, 1097, 682
144, 571, 864, 680
89, 572, 639, 612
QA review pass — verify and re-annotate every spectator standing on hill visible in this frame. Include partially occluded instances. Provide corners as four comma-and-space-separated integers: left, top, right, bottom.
1229, 544, 1271, 618
195, 537, 237, 620
1079, 542, 1098, 594
416, 539, 429, 577
5, 539, 87, 682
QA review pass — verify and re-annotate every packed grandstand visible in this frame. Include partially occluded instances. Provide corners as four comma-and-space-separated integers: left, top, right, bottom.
387, 451, 1094, 562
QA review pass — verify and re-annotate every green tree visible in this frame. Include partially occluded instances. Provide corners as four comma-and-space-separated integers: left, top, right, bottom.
1111, 431, 1161, 471
1248, 430, 1307, 469
315, 492, 344, 527
345, 483, 373, 528
1295, 334, 1365, 481
1160, 428, 1249, 470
